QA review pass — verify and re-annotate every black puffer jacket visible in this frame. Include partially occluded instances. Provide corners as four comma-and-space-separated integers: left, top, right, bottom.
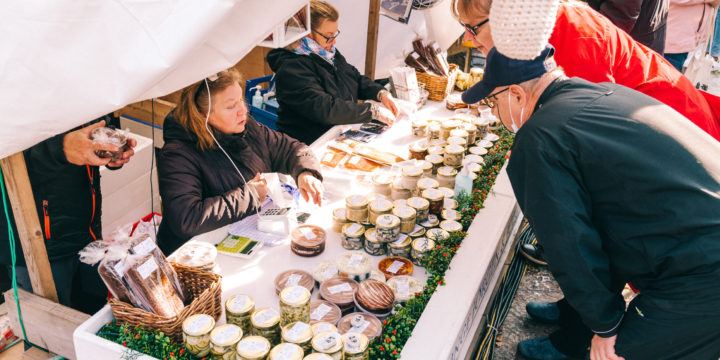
266, 48, 384, 145
156, 112, 322, 254
587, 0, 668, 54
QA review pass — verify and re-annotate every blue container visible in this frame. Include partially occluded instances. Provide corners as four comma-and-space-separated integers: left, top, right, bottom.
245, 75, 278, 130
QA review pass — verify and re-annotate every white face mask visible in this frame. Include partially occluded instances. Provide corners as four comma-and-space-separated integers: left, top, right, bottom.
507, 91, 524, 134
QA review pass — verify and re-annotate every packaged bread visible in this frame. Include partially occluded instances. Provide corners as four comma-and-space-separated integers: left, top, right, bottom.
127, 234, 184, 302
320, 150, 345, 168
344, 155, 381, 172
79, 241, 147, 310
354, 145, 405, 165
124, 254, 185, 317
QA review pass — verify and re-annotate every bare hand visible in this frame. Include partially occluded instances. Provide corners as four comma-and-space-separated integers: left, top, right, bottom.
247, 173, 268, 202
590, 335, 625, 360
376, 106, 396, 127
297, 171, 323, 206
63, 121, 120, 166
107, 137, 137, 168
380, 91, 399, 117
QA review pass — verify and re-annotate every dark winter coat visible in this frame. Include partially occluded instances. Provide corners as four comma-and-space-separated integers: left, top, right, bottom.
587, 0, 668, 54
156, 111, 322, 255
266, 48, 385, 145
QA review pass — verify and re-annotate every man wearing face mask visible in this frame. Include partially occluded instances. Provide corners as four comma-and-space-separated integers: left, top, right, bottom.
462, 44, 720, 360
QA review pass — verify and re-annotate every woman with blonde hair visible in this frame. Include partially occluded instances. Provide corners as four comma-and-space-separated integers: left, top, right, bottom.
156, 69, 323, 254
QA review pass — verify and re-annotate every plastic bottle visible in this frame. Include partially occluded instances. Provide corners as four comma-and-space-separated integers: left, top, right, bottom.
251, 86, 263, 109
454, 166, 473, 197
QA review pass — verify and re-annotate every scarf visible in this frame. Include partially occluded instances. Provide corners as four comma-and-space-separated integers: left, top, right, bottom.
293, 36, 336, 65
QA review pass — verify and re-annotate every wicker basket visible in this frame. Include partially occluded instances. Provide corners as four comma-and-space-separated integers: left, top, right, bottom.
416, 64, 459, 102
109, 262, 222, 342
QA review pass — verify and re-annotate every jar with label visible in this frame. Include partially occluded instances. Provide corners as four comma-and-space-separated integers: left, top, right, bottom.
368, 269, 386, 282
424, 154, 445, 175
468, 146, 488, 158
411, 119, 428, 137
274, 270, 314, 296
450, 129, 470, 145
311, 331, 343, 360
426, 228, 450, 243
377, 257, 413, 280
251, 307, 282, 346
268, 343, 304, 360
428, 123, 441, 139
438, 187, 455, 199
415, 160, 433, 178
390, 181, 412, 200
478, 139, 494, 149
281, 321, 313, 355
337, 313, 383, 341
336, 252, 372, 282
291, 225, 326, 257
236, 335, 271, 360
422, 188, 444, 215
310, 322, 339, 337
391, 205, 417, 233
183, 314, 215, 357
408, 224, 426, 238
309, 300, 342, 325
345, 195, 369, 223
473, 117, 490, 137
427, 145, 445, 156
368, 198, 393, 225
392, 199, 407, 209
463, 122, 478, 144
408, 141, 428, 160
441, 209, 460, 221
374, 214, 401, 243
371, 174, 393, 196
211, 324, 243, 360
429, 138, 446, 147
466, 162, 483, 175
444, 198, 459, 210
443, 145, 465, 168
280, 286, 311, 326
420, 214, 440, 228
416, 177, 439, 195
436, 166, 458, 189
387, 234, 412, 258
342, 332, 370, 360
406, 197, 430, 223
341, 223, 365, 250
312, 261, 339, 287
331, 208, 347, 233
386, 275, 424, 304
447, 136, 468, 151
411, 237, 435, 267
465, 154, 485, 166
484, 132, 500, 142
400, 166, 423, 190
363, 228, 385, 256
319, 277, 359, 314
353, 280, 395, 319
440, 220, 463, 236
440, 120, 460, 139
226, 294, 255, 335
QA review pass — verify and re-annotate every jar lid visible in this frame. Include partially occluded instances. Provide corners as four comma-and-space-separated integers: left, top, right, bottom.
251, 307, 281, 328
309, 300, 342, 325
463, 122, 477, 132
377, 257, 413, 280
376, 214, 400, 229
392, 180, 411, 191
282, 321, 313, 343
444, 198, 459, 210
342, 222, 365, 238
429, 138, 447, 147
409, 141, 429, 152
392, 199, 407, 209
354, 279, 395, 311
345, 194, 369, 208
441, 209, 460, 221
226, 294, 255, 315
311, 322, 339, 336
304, 354, 334, 360
236, 336, 271, 358
182, 314, 215, 336
312, 261, 339, 284
426, 228, 450, 242
274, 270, 314, 295
268, 342, 304, 360
450, 129, 469, 138
337, 312, 382, 340
210, 324, 242, 347
440, 220, 463, 233
409, 224, 426, 238
386, 275, 424, 303
280, 285, 311, 306
437, 166, 458, 177
402, 166, 423, 177
412, 119, 428, 126
369, 198, 393, 212
422, 188, 444, 201
416, 160, 433, 171
441, 120, 460, 129
391, 205, 416, 220
465, 154, 484, 165
429, 123, 441, 132
478, 140, 494, 149
447, 137, 467, 147
407, 197, 430, 211
445, 144, 465, 155
438, 187, 455, 198
469, 146, 488, 156
336, 251, 372, 275
467, 162, 483, 173
484, 133, 500, 142
417, 177, 439, 190
420, 214, 440, 228
412, 237, 435, 252
312, 331, 343, 353
425, 154, 444, 164
332, 208, 346, 221
388, 234, 412, 248
473, 117, 490, 126
291, 225, 326, 252
427, 145, 445, 155
372, 173, 394, 186
343, 332, 370, 354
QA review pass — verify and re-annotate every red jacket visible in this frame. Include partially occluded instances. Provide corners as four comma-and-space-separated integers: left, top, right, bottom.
549, 2, 720, 141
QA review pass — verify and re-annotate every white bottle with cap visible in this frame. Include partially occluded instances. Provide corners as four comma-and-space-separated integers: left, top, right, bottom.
454, 162, 474, 197
251, 85, 263, 109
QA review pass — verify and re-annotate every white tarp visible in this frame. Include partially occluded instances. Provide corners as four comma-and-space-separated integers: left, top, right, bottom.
0, 0, 306, 159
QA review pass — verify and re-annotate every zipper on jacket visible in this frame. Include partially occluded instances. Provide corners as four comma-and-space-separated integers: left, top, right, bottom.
42, 200, 51, 239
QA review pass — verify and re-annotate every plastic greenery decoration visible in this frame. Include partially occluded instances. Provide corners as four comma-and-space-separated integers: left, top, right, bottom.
97, 322, 196, 360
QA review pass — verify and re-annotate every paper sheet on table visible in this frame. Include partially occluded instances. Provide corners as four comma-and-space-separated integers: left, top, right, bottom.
227, 201, 287, 247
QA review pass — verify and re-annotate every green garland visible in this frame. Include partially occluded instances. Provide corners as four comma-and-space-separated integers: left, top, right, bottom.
97, 322, 196, 360
368, 128, 514, 359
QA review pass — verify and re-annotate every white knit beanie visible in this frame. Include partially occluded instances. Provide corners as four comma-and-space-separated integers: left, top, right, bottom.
489, 0, 559, 60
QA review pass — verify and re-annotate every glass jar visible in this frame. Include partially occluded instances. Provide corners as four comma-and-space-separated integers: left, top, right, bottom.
336, 252, 372, 282
319, 277, 359, 314
235, 336, 271, 360
440, 120, 460, 139
210, 324, 243, 360
251, 307, 282, 346
409, 141, 428, 160
416, 160, 433, 178
226, 294, 255, 336
371, 174, 393, 197
443, 145, 465, 168
377, 257, 414, 281
281, 321, 313, 355
312, 261, 339, 287
387, 234, 412, 258
390, 181, 412, 200
484, 132, 500, 142
468, 146, 488, 157
309, 300, 342, 325
368, 198, 393, 225
363, 228, 386, 256
427, 145, 445, 156
311, 331, 344, 360
183, 314, 215, 357
429, 138, 446, 147
408, 224, 426, 238
420, 214, 440, 228
447, 136, 468, 151
440, 220, 463, 236
438, 187, 455, 199
441, 209, 460, 221
411, 119, 428, 137
342, 332, 370, 360
478, 139, 494, 149
280, 286, 311, 326
411, 237, 435, 267
444, 198, 459, 210
374, 214, 401, 243
422, 188, 444, 215
416, 177, 439, 194
466, 162, 483, 175
391, 205, 417, 233
425, 154, 444, 175
310, 322, 338, 337
331, 208, 347, 233
345, 195, 369, 223
428, 123, 441, 139
341, 223, 365, 250
426, 228, 450, 243
400, 166, 423, 191
406, 197, 430, 223
268, 343, 304, 360
368, 269, 386, 283
473, 117, 490, 137
463, 122, 478, 144
436, 166, 458, 189
450, 129, 469, 145
386, 275, 424, 306
465, 153, 485, 166
392, 199, 407, 209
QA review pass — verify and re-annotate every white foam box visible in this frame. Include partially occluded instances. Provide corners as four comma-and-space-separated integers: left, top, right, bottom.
73, 305, 158, 360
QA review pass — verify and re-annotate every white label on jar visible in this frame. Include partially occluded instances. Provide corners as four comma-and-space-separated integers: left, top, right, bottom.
229, 295, 249, 313
316, 323, 333, 333
398, 281, 411, 297
311, 304, 333, 320
285, 274, 302, 287
283, 286, 306, 303
132, 238, 156, 255
276, 345, 297, 360
186, 315, 212, 334
328, 282, 352, 294
299, 227, 316, 240
213, 326, 240, 344
444, 199, 455, 208
412, 225, 423, 234
348, 253, 364, 267
386, 260, 405, 274
318, 332, 340, 350
349, 156, 361, 165
237, 340, 267, 352
254, 308, 279, 324
112, 259, 126, 276
349, 320, 370, 333
136, 257, 158, 280
347, 223, 362, 235
393, 233, 408, 245
322, 153, 334, 163
286, 322, 310, 341
377, 216, 391, 227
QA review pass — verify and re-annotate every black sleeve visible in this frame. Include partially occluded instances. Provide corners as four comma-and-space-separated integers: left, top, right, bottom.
508, 131, 626, 337
261, 124, 323, 183
275, 60, 374, 125
351, 64, 385, 101
23, 133, 70, 171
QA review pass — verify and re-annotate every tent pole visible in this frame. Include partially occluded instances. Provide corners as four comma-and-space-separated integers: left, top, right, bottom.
364, 0, 381, 79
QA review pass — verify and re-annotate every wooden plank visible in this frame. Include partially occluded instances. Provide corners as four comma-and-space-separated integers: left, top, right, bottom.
22, 347, 54, 360
115, 98, 176, 127
364, 0, 381, 79
0, 340, 24, 360
4, 289, 90, 360
0, 154, 57, 302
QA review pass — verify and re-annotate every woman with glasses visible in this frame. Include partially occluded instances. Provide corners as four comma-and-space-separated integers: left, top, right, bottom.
267, 0, 398, 145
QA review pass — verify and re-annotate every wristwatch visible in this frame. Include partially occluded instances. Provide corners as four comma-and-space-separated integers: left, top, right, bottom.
377, 89, 389, 102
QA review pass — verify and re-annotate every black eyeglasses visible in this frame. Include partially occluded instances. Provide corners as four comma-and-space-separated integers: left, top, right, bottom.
482, 87, 509, 108
460, 18, 489, 37
312, 29, 341, 42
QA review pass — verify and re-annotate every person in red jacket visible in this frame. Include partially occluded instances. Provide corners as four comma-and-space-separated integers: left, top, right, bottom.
453, 0, 720, 142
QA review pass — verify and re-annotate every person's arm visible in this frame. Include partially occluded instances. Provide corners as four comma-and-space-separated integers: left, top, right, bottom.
508, 132, 626, 338
592, 0, 643, 33
262, 123, 323, 183
351, 66, 385, 101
